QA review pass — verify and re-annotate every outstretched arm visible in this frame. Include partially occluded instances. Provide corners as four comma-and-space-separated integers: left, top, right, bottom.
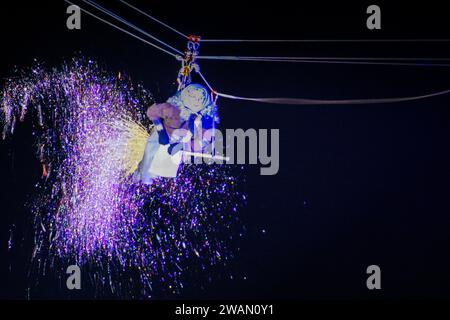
146, 103, 165, 121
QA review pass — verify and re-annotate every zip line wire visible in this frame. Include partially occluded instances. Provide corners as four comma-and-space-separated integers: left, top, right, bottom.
70, 0, 450, 67
196, 55, 450, 67
107, 1, 450, 45
201, 38, 450, 43
201, 56, 450, 61
66, 0, 450, 104
65, 0, 180, 58
83, 0, 183, 55
118, 0, 189, 40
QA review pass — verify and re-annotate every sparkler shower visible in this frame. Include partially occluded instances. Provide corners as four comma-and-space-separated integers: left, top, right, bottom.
0, 57, 245, 297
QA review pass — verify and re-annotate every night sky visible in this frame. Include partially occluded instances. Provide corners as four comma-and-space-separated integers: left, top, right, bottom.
1, 0, 450, 299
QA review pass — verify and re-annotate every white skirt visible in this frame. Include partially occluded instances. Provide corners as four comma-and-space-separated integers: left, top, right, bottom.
133, 131, 183, 184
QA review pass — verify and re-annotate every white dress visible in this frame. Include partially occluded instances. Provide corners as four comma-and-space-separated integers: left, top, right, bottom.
133, 130, 186, 184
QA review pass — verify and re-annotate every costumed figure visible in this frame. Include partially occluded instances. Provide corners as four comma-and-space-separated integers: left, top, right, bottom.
133, 83, 219, 184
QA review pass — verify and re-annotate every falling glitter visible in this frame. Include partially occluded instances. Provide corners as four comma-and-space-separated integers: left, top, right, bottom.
1, 57, 245, 297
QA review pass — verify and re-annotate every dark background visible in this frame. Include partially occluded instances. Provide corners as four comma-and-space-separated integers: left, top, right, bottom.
1, 0, 450, 299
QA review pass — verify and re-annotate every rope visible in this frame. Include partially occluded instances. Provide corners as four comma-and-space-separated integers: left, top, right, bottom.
118, 0, 189, 40
64, 0, 180, 59
215, 90, 450, 105
196, 69, 214, 92
196, 70, 450, 105
84, 0, 183, 55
